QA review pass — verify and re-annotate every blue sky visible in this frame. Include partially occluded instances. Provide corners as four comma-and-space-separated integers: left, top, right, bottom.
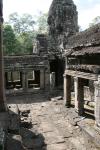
3, 0, 100, 30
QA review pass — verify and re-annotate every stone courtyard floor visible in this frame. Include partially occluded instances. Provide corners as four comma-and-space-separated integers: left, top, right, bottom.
6, 92, 99, 150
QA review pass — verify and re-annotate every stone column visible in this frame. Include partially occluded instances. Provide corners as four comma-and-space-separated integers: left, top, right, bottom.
5, 72, 8, 88
89, 80, 94, 101
40, 69, 45, 89
74, 77, 78, 110
20, 72, 22, 87
45, 69, 50, 90
32, 70, 35, 80
94, 77, 100, 127
66, 57, 69, 69
63, 74, 71, 107
0, 0, 7, 111
50, 72, 55, 90
74, 77, 84, 116
22, 71, 28, 91
11, 72, 14, 88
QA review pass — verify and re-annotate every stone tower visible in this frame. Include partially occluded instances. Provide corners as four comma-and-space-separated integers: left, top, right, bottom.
48, 0, 78, 55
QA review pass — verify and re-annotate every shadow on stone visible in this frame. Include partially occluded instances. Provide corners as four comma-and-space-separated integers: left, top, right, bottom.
6, 92, 50, 105
6, 104, 47, 150
20, 127, 47, 150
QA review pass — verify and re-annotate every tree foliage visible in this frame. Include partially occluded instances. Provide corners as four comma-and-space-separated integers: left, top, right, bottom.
3, 24, 21, 55
3, 12, 48, 55
89, 16, 100, 27
9, 12, 35, 35
36, 12, 48, 34
18, 31, 37, 54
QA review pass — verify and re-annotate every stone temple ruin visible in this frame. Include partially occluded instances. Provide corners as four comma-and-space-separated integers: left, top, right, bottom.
64, 24, 100, 120
48, 0, 78, 54
1, 0, 100, 149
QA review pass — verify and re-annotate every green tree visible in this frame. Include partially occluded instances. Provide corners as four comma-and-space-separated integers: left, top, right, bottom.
18, 31, 37, 54
9, 12, 35, 35
4, 12, 49, 55
89, 16, 100, 27
8, 13, 36, 54
36, 12, 48, 34
3, 24, 21, 55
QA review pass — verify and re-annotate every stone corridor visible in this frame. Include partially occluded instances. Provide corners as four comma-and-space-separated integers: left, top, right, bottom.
6, 93, 99, 150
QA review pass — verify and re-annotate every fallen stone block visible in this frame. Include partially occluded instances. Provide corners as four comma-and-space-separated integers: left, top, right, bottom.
51, 96, 63, 102
20, 127, 37, 139
0, 128, 5, 150
20, 118, 32, 129
8, 104, 20, 134
20, 109, 30, 117
6, 134, 23, 150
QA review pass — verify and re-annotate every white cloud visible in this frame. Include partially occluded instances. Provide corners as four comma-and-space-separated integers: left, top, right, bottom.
3, 0, 52, 21
3, 0, 100, 30
78, 4, 100, 29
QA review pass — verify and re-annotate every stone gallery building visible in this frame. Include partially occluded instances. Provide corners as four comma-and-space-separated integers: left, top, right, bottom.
4, 34, 50, 95
63, 24, 100, 127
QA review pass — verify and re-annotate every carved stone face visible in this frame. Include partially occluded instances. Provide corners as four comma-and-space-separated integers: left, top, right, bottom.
48, 0, 78, 53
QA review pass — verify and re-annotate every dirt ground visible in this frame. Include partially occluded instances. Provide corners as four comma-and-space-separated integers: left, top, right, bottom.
6, 92, 99, 150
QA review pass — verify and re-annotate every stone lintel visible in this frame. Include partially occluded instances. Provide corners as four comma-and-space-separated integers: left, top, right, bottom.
65, 70, 98, 81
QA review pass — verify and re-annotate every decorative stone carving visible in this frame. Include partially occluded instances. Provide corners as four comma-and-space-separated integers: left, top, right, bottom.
33, 34, 48, 56
48, 0, 78, 55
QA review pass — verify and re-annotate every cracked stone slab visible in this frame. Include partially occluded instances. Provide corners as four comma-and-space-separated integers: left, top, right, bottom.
40, 122, 54, 133
44, 132, 65, 145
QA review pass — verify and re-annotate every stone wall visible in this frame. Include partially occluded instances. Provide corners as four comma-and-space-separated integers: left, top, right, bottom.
4, 55, 49, 71
48, 0, 78, 55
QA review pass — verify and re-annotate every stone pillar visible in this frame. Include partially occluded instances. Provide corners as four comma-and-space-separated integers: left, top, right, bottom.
50, 72, 55, 90
22, 71, 28, 91
94, 77, 100, 127
74, 77, 78, 110
0, 0, 7, 111
45, 69, 50, 90
40, 69, 45, 89
74, 77, 84, 116
89, 80, 94, 101
63, 74, 71, 107
11, 72, 14, 88
5, 72, 8, 88
32, 70, 35, 80
20, 72, 22, 87
66, 57, 69, 69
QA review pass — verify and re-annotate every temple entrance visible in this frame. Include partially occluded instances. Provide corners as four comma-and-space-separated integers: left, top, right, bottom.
50, 57, 65, 87
28, 70, 40, 89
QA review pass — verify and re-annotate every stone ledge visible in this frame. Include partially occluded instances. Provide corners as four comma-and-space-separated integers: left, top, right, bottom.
77, 120, 100, 149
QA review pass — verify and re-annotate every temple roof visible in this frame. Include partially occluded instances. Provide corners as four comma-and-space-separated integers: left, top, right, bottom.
65, 23, 100, 56
66, 23, 100, 48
